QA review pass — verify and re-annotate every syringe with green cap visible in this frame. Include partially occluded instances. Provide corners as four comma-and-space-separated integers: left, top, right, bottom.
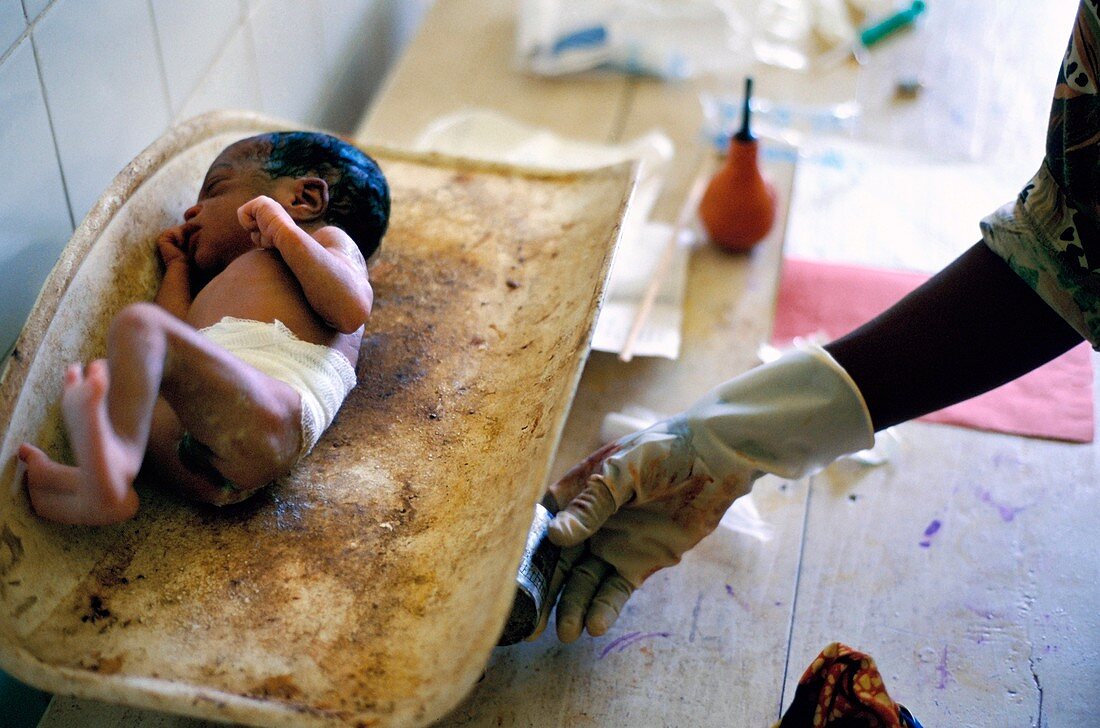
860, 0, 927, 50
819, 0, 928, 68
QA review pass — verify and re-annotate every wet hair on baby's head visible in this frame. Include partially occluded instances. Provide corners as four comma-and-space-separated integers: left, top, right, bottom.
237, 131, 390, 259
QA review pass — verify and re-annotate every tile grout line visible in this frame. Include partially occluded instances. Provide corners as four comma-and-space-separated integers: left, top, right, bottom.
0, 28, 28, 65
143, 0, 174, 120
233, 0, 267, 118
0, 0, 55, 65
163, 0, 257, 124
27, 26, 74, 231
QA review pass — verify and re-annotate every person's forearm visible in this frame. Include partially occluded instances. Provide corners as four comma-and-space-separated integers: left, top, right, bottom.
272, 226, 372, 334
154, 262, 193, 320
824, 242, 1084, 431
238, 197, 373, 333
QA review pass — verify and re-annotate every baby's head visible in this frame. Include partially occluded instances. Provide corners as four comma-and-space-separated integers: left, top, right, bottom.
195, 131, 390, 262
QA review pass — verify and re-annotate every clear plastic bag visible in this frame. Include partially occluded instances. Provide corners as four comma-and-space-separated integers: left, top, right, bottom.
516, 0, 753, 79
700, 90, 861, 149
516, 0, 900, 77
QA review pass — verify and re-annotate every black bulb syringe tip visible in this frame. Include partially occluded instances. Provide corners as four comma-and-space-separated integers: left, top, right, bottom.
734, 76, 755, 142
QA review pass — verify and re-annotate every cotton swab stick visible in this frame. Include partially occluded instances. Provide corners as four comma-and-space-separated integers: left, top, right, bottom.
618, 152, 717, 362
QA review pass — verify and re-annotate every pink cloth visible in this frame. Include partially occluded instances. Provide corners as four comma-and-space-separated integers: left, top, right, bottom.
772, 258, 1094, 443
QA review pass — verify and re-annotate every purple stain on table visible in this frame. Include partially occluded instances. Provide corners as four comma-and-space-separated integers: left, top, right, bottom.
598, 631, 672, 659
977, 489, 1026, 522
688, 593, 703, 643
725, 584, 750, 611
936, 646, 952, 690
991, 450, 1022, 468
919, 518, 942, 548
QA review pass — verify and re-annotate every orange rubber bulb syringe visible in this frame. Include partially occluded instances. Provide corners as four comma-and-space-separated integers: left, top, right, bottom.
698, 77, 777, 252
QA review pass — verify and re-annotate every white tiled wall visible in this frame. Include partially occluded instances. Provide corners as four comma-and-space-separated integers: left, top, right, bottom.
0, 0, 431, 359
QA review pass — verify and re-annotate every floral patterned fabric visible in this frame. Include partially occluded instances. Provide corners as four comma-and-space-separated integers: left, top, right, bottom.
982, 1, 1100, 347
774, 642, 923, 728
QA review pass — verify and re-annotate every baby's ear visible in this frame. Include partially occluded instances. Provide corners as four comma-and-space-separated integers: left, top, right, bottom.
282, 177, 329, 223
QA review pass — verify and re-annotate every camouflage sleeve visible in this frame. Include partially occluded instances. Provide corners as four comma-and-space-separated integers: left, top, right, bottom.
981, 1, 1100, 348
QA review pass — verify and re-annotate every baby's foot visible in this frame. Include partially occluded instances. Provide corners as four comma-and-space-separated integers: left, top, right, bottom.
19, 361, 140, 524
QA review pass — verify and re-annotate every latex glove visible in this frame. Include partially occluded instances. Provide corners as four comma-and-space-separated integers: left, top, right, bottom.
546, 344, 873, 641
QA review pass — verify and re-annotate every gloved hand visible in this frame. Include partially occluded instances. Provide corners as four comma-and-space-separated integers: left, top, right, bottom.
544, 343, 874, 642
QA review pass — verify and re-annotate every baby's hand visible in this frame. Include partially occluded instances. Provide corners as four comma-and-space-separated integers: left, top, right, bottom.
156, 225, 190, 268
237, 195, 293, 250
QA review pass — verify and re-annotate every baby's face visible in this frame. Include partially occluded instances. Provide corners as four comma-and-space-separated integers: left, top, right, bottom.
183, 144, 271, 271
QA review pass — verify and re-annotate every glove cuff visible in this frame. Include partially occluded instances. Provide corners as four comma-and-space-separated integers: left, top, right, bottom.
682, 343, 874, 480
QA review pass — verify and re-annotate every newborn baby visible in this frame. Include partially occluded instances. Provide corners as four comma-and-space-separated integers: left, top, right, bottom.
18, 131, 390, 524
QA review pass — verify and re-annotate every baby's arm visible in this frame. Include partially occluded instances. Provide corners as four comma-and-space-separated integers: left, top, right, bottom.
154, 225, 193, 319
238, 196, 373, 333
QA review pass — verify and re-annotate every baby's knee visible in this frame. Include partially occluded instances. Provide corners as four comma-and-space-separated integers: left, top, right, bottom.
221, 395, 303, 487
249, 401, 302, 462
110, 302, 169, 341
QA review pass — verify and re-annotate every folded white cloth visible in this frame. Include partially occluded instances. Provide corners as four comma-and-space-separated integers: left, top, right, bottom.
199, 317, 357, 455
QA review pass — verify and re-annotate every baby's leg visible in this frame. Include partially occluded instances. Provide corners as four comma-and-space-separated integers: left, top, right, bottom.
142, 398, 253, 507
138, 309, 303, 494
21, 303, 302, 523
21, 301, 197, 523
19, 361, 142, 525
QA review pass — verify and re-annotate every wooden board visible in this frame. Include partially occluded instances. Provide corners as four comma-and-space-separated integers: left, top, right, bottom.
786, 419, 1100, 726
40, 0, 1100, 726
431, 156, 797, 727
359, 0, 629, 147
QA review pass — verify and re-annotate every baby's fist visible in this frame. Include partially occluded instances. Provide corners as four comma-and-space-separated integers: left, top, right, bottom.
237, 195, 290, 249
156, 226, 189, 268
